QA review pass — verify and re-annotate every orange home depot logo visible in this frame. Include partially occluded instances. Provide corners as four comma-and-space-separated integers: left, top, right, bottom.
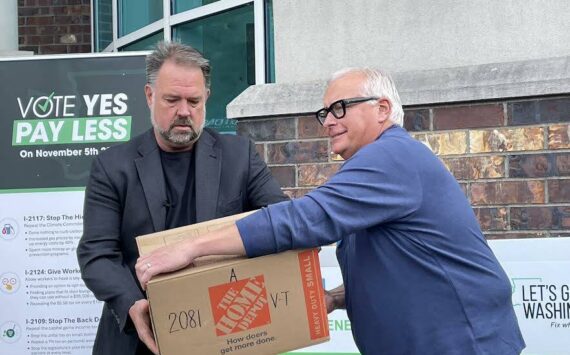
209, 275, 271, 336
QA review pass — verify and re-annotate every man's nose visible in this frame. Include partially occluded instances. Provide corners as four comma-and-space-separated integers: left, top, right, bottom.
177, 102, 191, 116
322, 112, 337, 127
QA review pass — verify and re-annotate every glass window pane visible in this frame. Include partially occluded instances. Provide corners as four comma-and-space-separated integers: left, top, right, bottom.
119, 0, 163, 36
173, 4, 255, 133
94, 0, 113, 51
119, 32, 164, 51
172, 0, 222, 14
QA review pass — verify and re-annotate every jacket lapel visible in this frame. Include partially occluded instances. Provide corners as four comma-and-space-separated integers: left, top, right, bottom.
135, 130, 167, 232
195, 130, 221, 222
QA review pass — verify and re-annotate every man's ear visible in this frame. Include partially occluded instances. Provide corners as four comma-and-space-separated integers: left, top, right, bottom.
377, 98, 392, 123
144, 84, 153, 108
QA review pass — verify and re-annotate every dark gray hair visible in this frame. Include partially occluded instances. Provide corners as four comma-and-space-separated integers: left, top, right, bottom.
146, 41, 211, 89
329, 67, 404, 126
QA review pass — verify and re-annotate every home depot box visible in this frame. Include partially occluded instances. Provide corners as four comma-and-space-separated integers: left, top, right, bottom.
136, 213, 330, 355
136, 211, 255, 263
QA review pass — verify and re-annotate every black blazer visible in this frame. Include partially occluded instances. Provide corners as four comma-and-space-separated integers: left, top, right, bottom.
77, 128, 287, 354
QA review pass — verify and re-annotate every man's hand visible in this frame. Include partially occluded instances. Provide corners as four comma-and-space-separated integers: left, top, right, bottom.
324, 285, 346, 313
135, 239, 196, 290
136, 224, 246, 290
129, 299, 158, 354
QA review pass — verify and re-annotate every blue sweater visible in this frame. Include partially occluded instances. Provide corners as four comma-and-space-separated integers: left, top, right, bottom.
237, 126, 525, 354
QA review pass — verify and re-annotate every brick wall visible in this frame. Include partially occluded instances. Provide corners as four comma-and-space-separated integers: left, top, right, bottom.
18, 0, 91, 55
237, 95, 570, 240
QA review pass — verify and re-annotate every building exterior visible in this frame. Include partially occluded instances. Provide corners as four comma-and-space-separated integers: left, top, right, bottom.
91, 0, 274, 132
229, 0, 570, 240
5, 0, 570, 238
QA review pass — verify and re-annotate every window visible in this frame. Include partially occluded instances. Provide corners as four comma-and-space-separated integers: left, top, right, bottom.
92, 0, 273, 133
172, 0, 222, 14
93, 0, 112, 51
120, 32, 164, 51
118, 0, 163, 36
174, 4, 254, 132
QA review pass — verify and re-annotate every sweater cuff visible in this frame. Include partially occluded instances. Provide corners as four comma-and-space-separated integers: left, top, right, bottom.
236, 208, 277, 257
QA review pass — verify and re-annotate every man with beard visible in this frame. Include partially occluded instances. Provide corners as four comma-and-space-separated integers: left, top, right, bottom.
77, 41, 287, 355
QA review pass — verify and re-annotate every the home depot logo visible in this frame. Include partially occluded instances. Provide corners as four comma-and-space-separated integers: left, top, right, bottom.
209, 275, 271, 336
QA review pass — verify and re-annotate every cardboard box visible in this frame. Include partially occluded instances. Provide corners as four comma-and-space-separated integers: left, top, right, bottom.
136, 213, 330, 355
136, 211, 255, 265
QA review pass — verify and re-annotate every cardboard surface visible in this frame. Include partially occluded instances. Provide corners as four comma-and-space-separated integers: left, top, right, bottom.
135, 212, 330, 355
136, 210, 255, 257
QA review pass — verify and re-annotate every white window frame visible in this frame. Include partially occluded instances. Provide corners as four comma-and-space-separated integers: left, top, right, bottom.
92, 0, 267, 84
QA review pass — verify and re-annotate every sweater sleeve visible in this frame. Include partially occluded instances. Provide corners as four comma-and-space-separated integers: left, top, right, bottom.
236, 138, 423, 257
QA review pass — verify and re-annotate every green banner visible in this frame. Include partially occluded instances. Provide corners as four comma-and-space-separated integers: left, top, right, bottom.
12, 116, 132, 146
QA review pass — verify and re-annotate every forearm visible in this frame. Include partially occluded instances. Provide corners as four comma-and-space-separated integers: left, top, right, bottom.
191, 224, 246, 258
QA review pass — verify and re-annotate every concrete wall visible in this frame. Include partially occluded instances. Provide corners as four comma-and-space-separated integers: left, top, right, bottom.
0, 0, 18, 52
273, 0, 570, 83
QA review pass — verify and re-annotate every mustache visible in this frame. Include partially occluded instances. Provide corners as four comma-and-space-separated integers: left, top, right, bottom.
170, 118, 195, 129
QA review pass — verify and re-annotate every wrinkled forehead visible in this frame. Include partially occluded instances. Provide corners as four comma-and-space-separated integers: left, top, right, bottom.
323, 72, 366, 105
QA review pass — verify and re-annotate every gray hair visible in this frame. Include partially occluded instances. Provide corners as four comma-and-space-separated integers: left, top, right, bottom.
146, 41, 211, 89
329, 67, 404, 126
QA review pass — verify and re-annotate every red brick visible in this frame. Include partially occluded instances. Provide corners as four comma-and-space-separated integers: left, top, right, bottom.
470, 181, 545, 205
51, 6, 67, 15
19, 26, 38, 35
237, 118, 295, 141
404, 109, 430, 132
37, 25, 66, 35
443, 156, 504, 180
474, 208, 508, 231
267, 141, 329, 164
548, 179, 570, 203
298, 163, 341, 187
19, 7, 40, 16
507, 97, 570, 126
53, 15, 80, 25
269, 166, 296, 188
549, 124, 570, 149
556, 154, 570, 176
433, 104, 504, 130
511, 207, 570, 230
299, 116, 327, 138
26, 16, 54, 26
508, 154, 554, 178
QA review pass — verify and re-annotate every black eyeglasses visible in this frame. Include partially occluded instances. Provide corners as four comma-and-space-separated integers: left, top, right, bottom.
315, 96, 379, 125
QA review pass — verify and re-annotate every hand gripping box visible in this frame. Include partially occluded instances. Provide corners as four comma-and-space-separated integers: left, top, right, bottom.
136, 213, 330, 355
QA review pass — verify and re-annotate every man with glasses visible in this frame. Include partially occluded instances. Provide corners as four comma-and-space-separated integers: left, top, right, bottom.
136, 68, 525, 354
